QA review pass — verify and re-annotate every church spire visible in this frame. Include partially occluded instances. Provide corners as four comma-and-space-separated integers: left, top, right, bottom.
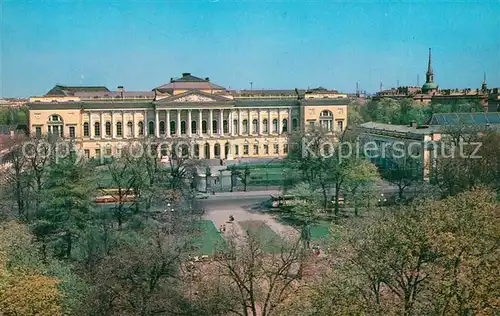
426, 48, 434, 83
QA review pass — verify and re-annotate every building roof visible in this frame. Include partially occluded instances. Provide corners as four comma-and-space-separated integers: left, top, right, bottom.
46, 85, 110, 96
360, 122, 436, 135
427, 112, 500, 125
154, 73, 226, 92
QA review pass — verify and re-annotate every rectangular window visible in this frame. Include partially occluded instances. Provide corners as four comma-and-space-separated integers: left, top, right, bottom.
69, 126, 75, 138
83, 124, 89, 137
264, 144, 269, 154
117, 123, 122, 137
234, 145, 239, 155
284, 144, 288, 154
309, 121, 315, 129
337, 120, 343, 132
105, 147, 112, 156
243, 145, 249, 155
84, 149, 90, 158
95, 124, 100, 137
95, 148, 101, 158
106, 123, 111, 136
273, 144, 279, 154
253, 144, 259, 155
35, 127, 42, 138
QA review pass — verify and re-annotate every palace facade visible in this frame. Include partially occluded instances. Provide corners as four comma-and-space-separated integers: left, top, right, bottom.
28, 73, 348, 160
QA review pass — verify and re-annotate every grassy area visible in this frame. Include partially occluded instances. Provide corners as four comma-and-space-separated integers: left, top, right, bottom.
310, 223, 334, 242
238, 220, 284, 252
193, 220, 226, 255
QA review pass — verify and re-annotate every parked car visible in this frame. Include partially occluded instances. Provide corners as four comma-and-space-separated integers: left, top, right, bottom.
195, 192, 209, 199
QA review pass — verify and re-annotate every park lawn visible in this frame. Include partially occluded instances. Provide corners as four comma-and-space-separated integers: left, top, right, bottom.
238, 220, 284, 252
193, 220, 226, 255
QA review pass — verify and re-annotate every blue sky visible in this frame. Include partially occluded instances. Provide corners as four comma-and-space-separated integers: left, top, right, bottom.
1, 0, 499, 97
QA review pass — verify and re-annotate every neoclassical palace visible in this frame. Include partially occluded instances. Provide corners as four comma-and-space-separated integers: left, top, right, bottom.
28, 73, 348, 159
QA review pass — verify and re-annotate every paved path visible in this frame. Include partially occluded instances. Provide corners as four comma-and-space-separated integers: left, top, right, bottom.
203, 191, 299, 241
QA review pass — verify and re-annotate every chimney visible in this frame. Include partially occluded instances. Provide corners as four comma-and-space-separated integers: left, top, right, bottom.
182, 73, 191, 77
117, 86, 124, 98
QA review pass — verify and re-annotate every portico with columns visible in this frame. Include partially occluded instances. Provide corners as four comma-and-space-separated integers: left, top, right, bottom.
28, 72, 348, 159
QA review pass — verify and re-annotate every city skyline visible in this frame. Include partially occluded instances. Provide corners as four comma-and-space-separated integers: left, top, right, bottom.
1, 1, 499, 97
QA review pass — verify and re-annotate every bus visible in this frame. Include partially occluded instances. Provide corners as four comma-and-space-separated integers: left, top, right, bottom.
95, 188, 137, 204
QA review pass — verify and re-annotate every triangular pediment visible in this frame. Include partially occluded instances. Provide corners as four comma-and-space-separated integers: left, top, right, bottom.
155, 90, 232, 104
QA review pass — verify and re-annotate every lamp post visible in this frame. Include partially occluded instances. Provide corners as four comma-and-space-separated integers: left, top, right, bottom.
377, 193, 387, 217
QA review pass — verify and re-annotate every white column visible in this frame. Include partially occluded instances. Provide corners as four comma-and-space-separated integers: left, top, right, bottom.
198, 110, 203, 136
248, 109, 251, 134
187, 110, 192, 137
278, 109, 282, 135
257, 109, 262, 135
176, 110, 181, 136
268, 109, 272, 134
288, 107, 292, 132
111, 111, 115, 139
121, 111, 125, 138
219, 109, 223, 136
209, 109, 214, 137
89, 112, 93, 139
155, 110, 160, 138
230, 111, 234, 136
238, 109, 242, 136
100, 112, 104, 139
133, 112, 137, 138
144, 110, 148, 136
166, 110, 171, 137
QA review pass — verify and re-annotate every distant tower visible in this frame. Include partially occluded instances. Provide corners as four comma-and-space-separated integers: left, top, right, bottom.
397, 79, 400, 87
380, 81, 383, 92
356, 82, 359, 96
481, 72, 488, 92
422, 48, 439, 94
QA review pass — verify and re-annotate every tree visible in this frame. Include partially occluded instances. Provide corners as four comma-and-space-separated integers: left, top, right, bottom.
380, 156, 422, 201
212, 230, 309, 316
226, 164, 240, 192
343, 158, 379, 216
34, 153, 94, 259
242, 165, 251, 192
312, 188, 499, 315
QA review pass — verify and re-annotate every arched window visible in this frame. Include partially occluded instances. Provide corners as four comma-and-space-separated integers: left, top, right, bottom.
105, 121, 111, 136
320, 110, 333, 117
159, 121, 165, 135
223, 120, 229, 134
181, 121, 187, 134
252, 119, 258, 134
194, 144, 200, 158
83, 122, 89, 137
212, 120, 218, 134
127, 121, 133, 137
243, 119, 248, 134
148, 121, 154, 135
214, 143, 221, 158
320, 110, 334, 131
170, 121, 176, 135
292, 118, 298, 131
282, 119, 288, 132
272, 119, 278, 133
204, 143, 210, 159
160, 143, 168, 156
116, 121, 122, 137
202, 120, 207, 134
233, 119, 238, 134
191, 120, 197, 134
94, 122, 100, 137
138, 121, 144, 136
263, 119, 268, 133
